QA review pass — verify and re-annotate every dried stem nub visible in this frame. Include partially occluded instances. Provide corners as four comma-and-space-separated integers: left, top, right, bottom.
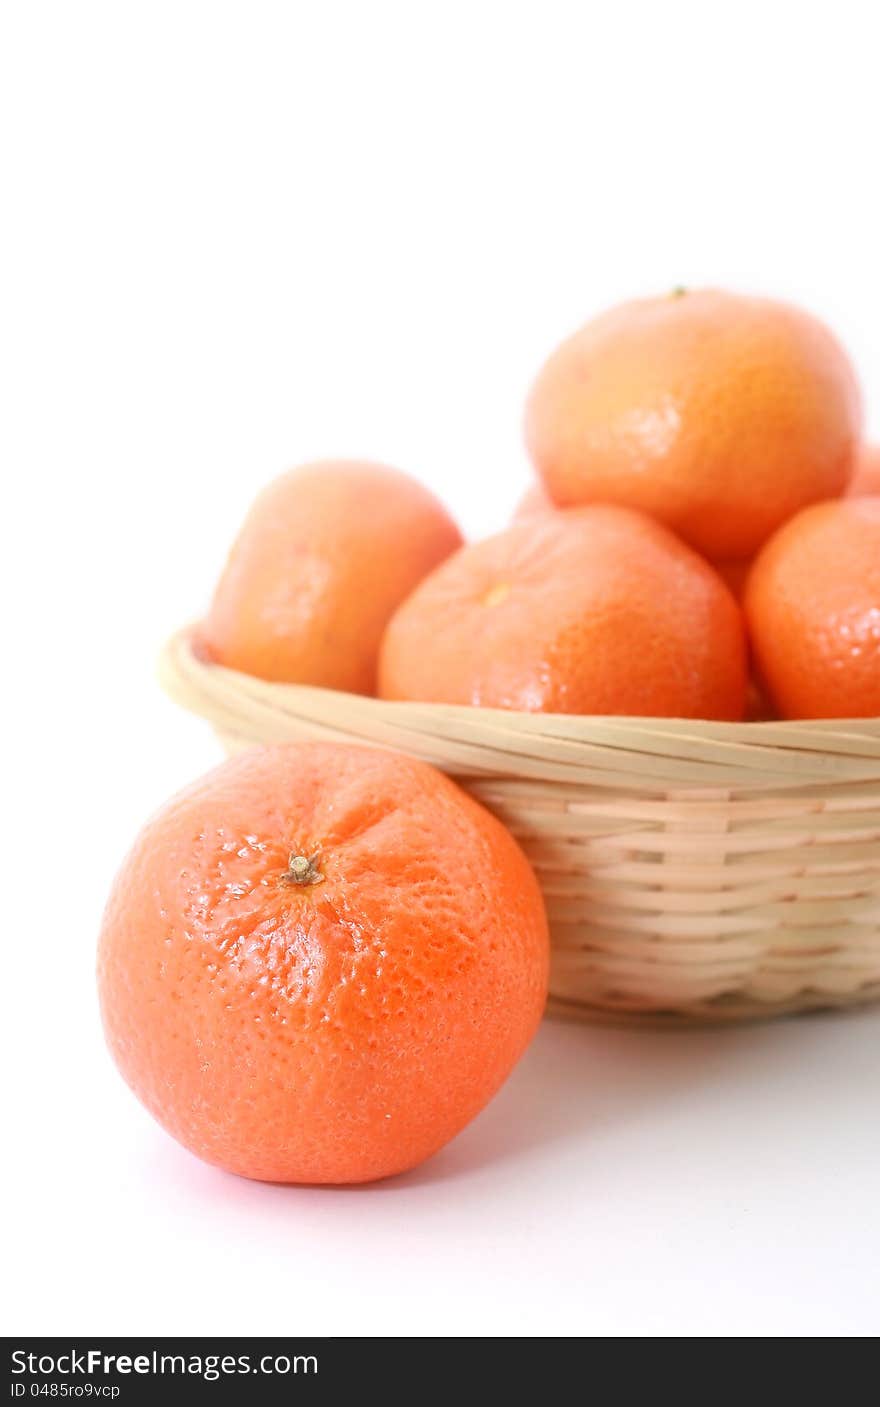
281, 851, 325, 886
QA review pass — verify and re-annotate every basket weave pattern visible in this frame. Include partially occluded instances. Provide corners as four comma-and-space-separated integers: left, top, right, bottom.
160, 630, 880, 1024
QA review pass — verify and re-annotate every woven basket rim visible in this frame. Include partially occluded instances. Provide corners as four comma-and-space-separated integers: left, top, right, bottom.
157, 627, 880, 1021
161, 625, 880, 738
159, 627, 880, 790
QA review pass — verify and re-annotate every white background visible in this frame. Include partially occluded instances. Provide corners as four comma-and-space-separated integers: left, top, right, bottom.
2, 0, 879, 1338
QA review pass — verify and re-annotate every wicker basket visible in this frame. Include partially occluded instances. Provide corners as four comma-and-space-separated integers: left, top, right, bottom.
159, 628, 880, 1025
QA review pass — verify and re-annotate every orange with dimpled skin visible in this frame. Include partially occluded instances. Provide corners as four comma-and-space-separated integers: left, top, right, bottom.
745, 498, 880, 719
98, 742, 549, 1185
525, 288, 862, 560
199, 460, 462, 693
379, 506, 748, 720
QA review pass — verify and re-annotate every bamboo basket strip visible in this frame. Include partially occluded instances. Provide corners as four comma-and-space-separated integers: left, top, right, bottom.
158, 629, 880, 1023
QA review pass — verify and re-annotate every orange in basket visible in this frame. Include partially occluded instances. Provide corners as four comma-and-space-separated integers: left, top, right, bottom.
745, 497, 880, 720
524, 288, 862, 559
98, 742, 549, 1183
379, 506, 748, 720
199, 460, 462, 693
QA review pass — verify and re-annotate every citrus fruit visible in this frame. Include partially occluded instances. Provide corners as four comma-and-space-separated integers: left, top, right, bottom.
379, 507, 747, 719
97, 742, 549, 1184
524, 288, 862, 559
848, 444, 880, 496
744, 498, 880, 719
199, 461, 462, 691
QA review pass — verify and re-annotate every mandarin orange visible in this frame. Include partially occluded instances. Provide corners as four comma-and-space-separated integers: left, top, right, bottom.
524, 289, 861, 559
744, 498, 880, 719
199, 461, 462, 691
98, 743, 549, 1184
379, 507, 747, 719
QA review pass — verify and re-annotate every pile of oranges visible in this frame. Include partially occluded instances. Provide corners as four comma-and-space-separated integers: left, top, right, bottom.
198, 288, 880, 723
98, 288, 880, 1187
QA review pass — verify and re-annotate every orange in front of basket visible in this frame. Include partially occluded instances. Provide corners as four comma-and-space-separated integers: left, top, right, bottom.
98, 742, 549, 1184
